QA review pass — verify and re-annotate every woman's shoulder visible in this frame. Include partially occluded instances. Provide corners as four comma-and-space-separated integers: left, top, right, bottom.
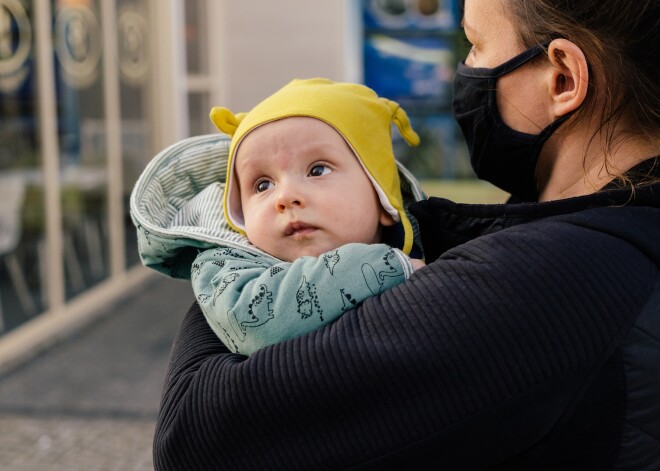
445, 203, 658, 270
413, 184, 660, 265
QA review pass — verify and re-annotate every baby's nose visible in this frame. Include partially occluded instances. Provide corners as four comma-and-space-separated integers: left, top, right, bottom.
275, 185, 304, 212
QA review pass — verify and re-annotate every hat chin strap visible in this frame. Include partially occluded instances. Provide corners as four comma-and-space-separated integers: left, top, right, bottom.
341, 136, 400, 223
367, 173, 400, 223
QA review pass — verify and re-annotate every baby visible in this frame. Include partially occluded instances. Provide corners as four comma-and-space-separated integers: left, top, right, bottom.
193, 78, 424, 355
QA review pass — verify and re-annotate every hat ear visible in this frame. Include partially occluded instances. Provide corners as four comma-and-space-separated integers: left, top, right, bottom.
210, 107, 247, 136
382, 98, 420, 147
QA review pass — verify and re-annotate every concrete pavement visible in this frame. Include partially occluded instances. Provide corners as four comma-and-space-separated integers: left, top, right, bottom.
0, 274, 194, 471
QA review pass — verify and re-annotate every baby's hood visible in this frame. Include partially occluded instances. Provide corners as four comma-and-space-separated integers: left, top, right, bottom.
129, 134, 260, 279
130, 134, 426, 280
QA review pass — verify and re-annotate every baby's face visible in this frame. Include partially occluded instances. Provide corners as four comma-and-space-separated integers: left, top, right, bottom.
234, 117, 394, 261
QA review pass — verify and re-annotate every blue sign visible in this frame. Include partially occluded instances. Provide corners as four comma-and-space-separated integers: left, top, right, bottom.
364, 34, 454, 109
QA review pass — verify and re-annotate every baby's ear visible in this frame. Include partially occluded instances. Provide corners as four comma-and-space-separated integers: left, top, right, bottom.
210, 107, 247, 136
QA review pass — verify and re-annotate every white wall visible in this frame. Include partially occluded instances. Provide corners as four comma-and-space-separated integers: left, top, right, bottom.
210, 0, 360, 112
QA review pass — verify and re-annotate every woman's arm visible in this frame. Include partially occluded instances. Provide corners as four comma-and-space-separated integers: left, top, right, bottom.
154, 221, 653, 470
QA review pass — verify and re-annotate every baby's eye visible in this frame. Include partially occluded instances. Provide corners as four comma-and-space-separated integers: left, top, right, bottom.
309, 165, 331, 177
255, 180, 274, 193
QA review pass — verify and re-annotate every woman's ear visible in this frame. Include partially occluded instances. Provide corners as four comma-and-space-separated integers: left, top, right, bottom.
546, 39, 589, 118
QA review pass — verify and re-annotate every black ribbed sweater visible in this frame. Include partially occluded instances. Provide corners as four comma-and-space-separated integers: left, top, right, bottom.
153, 168, 659, 470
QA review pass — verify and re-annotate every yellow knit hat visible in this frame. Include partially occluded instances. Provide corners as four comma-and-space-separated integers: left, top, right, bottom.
210, 78, 420, 254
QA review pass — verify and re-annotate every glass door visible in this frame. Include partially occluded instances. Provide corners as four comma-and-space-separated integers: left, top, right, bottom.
0, 0, 45, 331
52, 0, 109, 299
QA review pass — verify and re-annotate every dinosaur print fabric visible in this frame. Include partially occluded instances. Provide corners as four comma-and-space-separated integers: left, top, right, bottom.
192, 243, 413, 355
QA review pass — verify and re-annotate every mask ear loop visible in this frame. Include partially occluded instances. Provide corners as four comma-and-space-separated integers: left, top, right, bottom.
457, 41, 551, 78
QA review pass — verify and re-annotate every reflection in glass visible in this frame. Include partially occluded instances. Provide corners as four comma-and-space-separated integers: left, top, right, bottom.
53, 0, 109, 300
118, 0, 152, 267
0, 0, 46, 332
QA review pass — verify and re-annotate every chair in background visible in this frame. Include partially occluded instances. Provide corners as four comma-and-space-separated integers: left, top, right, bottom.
0, 173, 36, 332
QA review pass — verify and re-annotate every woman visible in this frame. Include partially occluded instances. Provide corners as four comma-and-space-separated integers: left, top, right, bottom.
152, 0, 659, 468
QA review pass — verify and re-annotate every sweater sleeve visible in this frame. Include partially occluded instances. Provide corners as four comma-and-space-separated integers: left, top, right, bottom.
192, 243, 413, 355
154, 221, 655, 470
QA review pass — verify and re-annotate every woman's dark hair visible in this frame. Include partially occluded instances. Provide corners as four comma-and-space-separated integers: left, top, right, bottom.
507, 0, 659, 179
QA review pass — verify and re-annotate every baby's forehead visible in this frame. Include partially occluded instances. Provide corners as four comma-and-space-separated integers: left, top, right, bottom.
234, 117, 355, 169
238, 116, 340, 146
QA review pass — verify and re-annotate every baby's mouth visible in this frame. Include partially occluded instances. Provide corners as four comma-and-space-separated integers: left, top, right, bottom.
284, 221, 317, 237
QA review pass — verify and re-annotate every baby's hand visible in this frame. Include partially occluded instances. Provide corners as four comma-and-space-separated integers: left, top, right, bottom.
409, 258, 426, 271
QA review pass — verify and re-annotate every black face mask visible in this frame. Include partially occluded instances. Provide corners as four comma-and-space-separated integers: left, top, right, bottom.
453, 43, 569, 199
